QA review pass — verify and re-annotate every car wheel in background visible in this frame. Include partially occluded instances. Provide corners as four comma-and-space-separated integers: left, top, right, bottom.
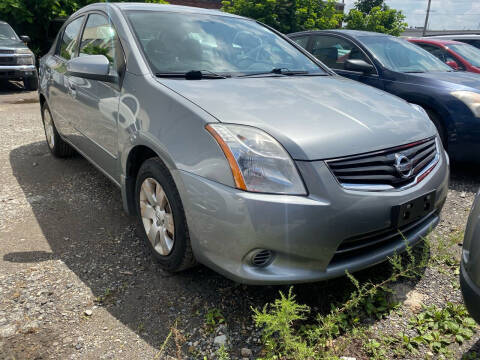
41, 103, 75, 157
135, 157, 196, 272
23, 74, 38, 91
425, 108, 447, 148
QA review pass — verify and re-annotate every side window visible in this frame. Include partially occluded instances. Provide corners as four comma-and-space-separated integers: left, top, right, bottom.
418, 44, 465, 70
57, 16, 84, 60
417, 44, 445, 60
79, 13, 124, 74
310, 35, 373, 71
472, 40, 480, 49
292, 36, 309, 49
456, 39, 480, 50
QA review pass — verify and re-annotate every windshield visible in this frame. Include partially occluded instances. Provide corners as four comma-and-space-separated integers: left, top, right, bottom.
361, 35, 451, 73
0, 23, 18, 41
126, 11, 324, 76
449, 44, 480, 67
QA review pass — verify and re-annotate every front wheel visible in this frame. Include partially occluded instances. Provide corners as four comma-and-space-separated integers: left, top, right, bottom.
135, 157, 196, 272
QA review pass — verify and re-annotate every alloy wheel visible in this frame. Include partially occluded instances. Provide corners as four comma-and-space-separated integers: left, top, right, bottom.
139, 177, 175, 256
43, 110, 55, 149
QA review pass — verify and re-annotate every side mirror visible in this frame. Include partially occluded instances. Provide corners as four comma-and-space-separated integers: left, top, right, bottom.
66, 55, 116, 82
344, 59, 375, 74
20, 35, 30, 43
446, 60, 460, 70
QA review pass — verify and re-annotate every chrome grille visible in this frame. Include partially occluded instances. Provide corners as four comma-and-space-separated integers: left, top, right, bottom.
327, 137, 438, 190
0, 49, 15, 54
0, 57, 15, 65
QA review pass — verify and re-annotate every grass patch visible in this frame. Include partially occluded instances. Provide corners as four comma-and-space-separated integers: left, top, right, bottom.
364, 302, 477, 359
253, 242, 430, 359
205, 307, 225, 333
430, 230, 463, 271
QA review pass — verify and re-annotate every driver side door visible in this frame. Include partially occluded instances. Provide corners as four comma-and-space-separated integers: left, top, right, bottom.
308, 34, 384, 90
70, 12, 125, 180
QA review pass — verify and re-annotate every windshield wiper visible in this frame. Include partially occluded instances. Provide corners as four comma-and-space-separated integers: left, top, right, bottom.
155, 70, 230, 79
404, 71, 426, 73
237, 68, 316, 77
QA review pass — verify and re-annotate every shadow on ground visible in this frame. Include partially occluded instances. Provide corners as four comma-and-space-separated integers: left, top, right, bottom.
0, 80, 27, 94
8, 140, 466, 356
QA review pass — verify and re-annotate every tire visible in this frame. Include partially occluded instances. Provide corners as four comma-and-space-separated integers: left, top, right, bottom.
135, 157, 196, 272
23, 74, 38, 91
41, 103, 75, 157
425, 108, 447, 148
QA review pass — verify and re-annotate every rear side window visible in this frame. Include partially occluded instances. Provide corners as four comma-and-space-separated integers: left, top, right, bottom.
79, 13, 124, 73
58, 17, 84, 60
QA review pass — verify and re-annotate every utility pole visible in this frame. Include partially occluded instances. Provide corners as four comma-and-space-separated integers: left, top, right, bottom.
423, 0, 432, 36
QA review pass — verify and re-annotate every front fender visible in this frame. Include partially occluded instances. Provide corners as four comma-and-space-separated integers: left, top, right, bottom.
117, 73, 235, 214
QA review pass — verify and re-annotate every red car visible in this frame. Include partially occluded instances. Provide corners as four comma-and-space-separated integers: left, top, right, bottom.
408, 38, 480, 74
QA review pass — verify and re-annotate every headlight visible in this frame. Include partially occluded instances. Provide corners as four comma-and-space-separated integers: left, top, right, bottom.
206, 124, 306, 195
451, 91, 480, 117
16, 56, 34, 65
15, 48, 32, 55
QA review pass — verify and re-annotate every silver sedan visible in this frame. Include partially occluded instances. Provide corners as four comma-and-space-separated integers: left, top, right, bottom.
38, 3, 449, 284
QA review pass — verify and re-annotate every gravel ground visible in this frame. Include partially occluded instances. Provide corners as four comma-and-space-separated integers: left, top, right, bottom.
0, 80, 479, 359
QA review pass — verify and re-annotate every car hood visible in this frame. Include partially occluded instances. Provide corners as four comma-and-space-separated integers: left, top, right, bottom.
409, 71, 480, 91
0, 38, 26, 49
159, 75, 437, 160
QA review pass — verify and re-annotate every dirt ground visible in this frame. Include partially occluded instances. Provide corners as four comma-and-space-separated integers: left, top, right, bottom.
0, 80, 479, 360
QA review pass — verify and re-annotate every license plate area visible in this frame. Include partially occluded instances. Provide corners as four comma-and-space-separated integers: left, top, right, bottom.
392, 191, 436, 228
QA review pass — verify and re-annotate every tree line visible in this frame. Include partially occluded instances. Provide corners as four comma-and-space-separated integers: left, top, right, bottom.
0, 0, 406, 56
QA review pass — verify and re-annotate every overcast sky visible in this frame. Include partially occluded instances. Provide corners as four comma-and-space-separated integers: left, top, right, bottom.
342, 0, 480, 30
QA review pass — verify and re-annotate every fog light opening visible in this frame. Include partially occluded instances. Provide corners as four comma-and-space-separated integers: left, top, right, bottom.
251, 249, 274, 267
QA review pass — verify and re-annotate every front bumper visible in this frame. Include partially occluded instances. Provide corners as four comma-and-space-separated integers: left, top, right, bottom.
460, 261, 480, 323
174, 149, 449, 285
0, 65, 37, 80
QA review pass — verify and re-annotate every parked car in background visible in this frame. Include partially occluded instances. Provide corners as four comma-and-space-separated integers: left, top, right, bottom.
39, 3, 449, 284
408, 38, 480, 74
461, 190, 480, 323
0, 20, 37, 90
429, 34, 480, 50
289, 30, 480, 163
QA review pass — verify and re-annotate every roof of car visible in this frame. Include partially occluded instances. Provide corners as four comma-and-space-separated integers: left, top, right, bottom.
289, 29, 392, 38
79, 2, 243, 18
408, 38, 464, 45
429, 34, 480, 40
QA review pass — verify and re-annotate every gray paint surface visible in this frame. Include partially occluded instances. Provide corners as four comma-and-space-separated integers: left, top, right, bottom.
39, 3, 449, 284
463, 191, 480, 287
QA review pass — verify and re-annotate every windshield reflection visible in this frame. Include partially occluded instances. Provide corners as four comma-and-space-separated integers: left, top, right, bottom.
126, 11, 325, 76
361, 35, 452, 73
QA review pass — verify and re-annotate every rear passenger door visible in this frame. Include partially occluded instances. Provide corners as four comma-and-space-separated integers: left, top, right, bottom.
308, 34, 384, 90
71, 12, 125, 179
